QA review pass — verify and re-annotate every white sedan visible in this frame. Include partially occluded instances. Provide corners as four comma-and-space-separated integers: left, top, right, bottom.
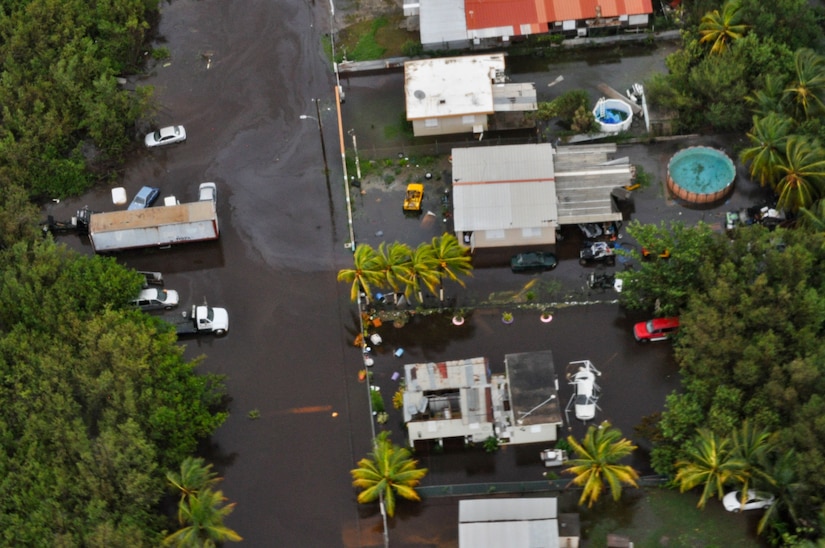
723, 490, 775, 512
131, 288, 180, 311
144, 125, 186, 148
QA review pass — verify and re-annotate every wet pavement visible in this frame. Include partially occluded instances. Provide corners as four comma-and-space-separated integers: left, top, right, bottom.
39, 1, 773, 545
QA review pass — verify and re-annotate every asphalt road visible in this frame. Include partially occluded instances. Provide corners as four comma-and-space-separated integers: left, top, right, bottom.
40, 1, 773, 546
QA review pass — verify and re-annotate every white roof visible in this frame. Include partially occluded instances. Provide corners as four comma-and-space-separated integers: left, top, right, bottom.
452, 144, 557, 232
459, 498, 559, 548
419, 0, 468, 46
405, 54, 505, 120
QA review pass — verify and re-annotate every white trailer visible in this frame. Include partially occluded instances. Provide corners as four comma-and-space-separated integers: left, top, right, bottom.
77, 186, 219, 253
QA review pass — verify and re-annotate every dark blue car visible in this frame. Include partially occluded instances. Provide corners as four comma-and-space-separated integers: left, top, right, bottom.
128, 186, 160, 210
510, 252, 557, 273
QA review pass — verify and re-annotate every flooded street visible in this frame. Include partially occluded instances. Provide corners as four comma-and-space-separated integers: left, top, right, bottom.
39, 1, 772, 545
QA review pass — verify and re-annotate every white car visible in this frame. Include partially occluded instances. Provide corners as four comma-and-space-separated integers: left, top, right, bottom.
132, 288, 180, 311
144, 125, 187, 147
198, 182, 217, 202
565, 360, 602, 422
723, 490, 775, 512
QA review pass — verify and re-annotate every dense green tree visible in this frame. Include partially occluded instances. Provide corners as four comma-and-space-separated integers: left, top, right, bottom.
351, 431, 428, 518
563, 421, 639, 508
0, 239, 228, 544
0, 0, 158, 200
698, 0, 748, 55
617, 220, 720, 316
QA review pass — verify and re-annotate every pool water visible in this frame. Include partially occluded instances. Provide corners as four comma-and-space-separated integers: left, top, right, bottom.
596, 108, 628, 124
668, 147, 735, 193
667, 146, 736, 204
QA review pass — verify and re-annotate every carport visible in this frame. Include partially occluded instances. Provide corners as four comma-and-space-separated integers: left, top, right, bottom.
452, 143, 629, 249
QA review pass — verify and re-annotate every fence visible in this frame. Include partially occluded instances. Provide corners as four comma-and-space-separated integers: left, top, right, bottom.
417, 475, 668, 498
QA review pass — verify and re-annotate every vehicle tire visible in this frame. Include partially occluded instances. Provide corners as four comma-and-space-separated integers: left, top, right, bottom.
165, 306, 174, 310
732, 508, 740, 513
607, 257, 615, 266
214, 329, 227, 337
579, 258, 587, 266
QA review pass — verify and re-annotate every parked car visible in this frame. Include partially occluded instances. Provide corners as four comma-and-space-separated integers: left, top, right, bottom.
633, 317, 680, 342
131, 288, 180, 311
579, 241, 615, 266
198, 182, 217, 202
510, 252, 557, 273
144, 125, 187, 148
403, 183, 423, 212
127, 186, 160, 210
723, 490, 775, 512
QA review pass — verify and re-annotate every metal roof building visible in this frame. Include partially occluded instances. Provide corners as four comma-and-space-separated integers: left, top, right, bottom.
404, 54, 536, 136
501, 350, 562, 444
452, 143, 627, 249
459, 498, 560, 548
415, 0, 653, 49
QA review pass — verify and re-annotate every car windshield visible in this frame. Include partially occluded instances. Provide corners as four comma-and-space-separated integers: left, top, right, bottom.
153, 130, 162, 140
156, 291, 169, 302
646, 320, 655, 333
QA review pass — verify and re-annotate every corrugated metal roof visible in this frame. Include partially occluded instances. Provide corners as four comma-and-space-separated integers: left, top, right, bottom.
465, 0, 537, 31
452, 144, 557, 232
459, 499, 559, 548
460, 498, 558, 522
545, 0, 652, 21
405, 55, 505, 120
420, 0, 468, 46
452, 143, 627, 233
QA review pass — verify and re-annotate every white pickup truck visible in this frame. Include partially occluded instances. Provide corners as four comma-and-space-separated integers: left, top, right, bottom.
164, 305, 229, 337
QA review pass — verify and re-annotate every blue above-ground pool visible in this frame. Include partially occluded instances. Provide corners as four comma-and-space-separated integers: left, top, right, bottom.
667, 146, 736, 204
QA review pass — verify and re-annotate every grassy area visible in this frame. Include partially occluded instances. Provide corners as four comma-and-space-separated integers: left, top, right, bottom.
581, 488, 765, 548
337, 14, 419, 60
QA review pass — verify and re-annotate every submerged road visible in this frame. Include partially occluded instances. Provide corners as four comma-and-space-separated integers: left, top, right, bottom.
40, 1, 770, 545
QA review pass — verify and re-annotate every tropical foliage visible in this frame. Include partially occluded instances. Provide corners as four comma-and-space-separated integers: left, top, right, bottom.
698, 0, 748, 55
0, 0, 160, 201
632, 223, 825, 542
564, 422, 639, 508
337, 234, 473, 304
165, 458, 242, 546
351, 431, 428, 518
0, 239, 228, 544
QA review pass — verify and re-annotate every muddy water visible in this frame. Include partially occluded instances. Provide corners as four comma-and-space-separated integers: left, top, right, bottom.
37, 2, 771, 544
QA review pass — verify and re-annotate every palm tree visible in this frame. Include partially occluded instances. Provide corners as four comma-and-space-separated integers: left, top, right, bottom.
757, 450, 803, 536
166, 457, 220, 502
563, 421, 639, 508
739, 113, 793, 188
403, 242, 440, 304
375, 241, 413, 294
775, 136, 825, 213
351, 431, 428, 518
745, 74, 789, 119
729, 420, 776, 498
784, 48, 825, 120
698, 0, 747, 55
430, 233, 473, 301
675, 428, 747, 509
798, 199, 825, 231
164, 488, 242, 546
337, 244, 384, 303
